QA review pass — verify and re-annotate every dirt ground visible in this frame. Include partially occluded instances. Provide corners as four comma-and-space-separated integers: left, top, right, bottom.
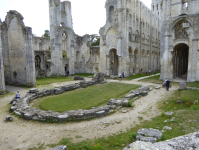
0, 79, 178, 150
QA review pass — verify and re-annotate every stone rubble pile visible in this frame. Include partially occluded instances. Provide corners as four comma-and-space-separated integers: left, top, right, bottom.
136, 128, 162, 143
51, 145, 67, 150
124, 132, 199, 150
74, 76, 84, 80
10, 83, 150, 122
124, 85, 150, 98
92, 72, 105, 83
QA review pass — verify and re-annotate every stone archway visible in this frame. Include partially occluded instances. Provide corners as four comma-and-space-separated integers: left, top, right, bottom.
173, 43, 189, 79
109, 49, 119, 75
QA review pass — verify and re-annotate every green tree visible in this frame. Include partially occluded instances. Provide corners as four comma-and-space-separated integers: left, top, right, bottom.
42, 30, 50, 38
90, 34, 100, 46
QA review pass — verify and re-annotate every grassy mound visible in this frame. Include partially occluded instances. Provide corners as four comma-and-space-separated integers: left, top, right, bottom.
36, 83, 139, 112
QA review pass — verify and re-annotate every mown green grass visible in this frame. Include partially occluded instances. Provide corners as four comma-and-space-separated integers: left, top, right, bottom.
46, 89, 199, 150
114, 71, 160, 81
187, 81, 199, 88
139, 75, 161, 83
37, 83, 139, 112
36, 76, 73, 86
74, 73, 94, 77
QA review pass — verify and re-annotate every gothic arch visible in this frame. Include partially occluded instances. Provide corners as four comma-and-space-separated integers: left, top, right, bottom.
171, 17, 193, 29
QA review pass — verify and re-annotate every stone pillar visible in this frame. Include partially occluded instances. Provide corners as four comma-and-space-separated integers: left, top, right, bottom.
69, 43, 75, 75
24, 27, 36, 87
0, 26, 5, 94
49, 0, 63, 76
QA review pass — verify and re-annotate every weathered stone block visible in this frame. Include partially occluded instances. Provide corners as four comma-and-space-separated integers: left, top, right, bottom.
96, 111, 105, 117
179, 81, 186, 90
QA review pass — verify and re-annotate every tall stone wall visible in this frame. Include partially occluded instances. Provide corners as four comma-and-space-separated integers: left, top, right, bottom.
0, 20, 5, 94
49, 0, 93, 76
159, 0, 199, 82
99, 0, 161, 76
0, 10, 36, 86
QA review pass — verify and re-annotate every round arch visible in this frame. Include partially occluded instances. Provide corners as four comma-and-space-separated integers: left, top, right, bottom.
173, 43, 189, 79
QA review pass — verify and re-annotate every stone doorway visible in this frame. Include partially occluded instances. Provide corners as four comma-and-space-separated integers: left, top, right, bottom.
173, 43, 189, 80
109, 49, 118, 75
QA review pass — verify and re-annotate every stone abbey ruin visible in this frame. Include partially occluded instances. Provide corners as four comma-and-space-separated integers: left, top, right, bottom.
0, 0, 199, 93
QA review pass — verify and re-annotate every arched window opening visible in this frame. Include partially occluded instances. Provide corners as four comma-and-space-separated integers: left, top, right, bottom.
35, 55, 41, 69
109, 6, 115, 23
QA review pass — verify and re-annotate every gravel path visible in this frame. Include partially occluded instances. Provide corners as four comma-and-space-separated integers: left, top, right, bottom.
0, 80, 178, 150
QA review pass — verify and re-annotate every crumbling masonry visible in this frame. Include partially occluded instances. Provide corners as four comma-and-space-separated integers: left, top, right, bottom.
1, 0, 199, 91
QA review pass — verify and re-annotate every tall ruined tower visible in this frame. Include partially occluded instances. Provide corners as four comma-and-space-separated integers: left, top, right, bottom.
151, 0, 163, 17
49, 0, 74, 76
0, 19, 5, 94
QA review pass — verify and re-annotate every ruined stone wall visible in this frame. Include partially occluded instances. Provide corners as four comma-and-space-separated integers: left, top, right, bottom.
32, 37, 50, 51
159, 0, 199, 82
0, 11, 36, 86
49, 0, 94, 76
34, 50, 51, 78
0, 20, 5, 94
99, 0, 161, 76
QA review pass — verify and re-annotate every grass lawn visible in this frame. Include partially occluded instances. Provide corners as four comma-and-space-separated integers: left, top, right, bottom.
139, 75, 161, 83
39, 89, 199, 150
74, 73, 94, 77
36, 76, 73, 86
34, 83, 140, 112
187, 81, 199, 88
114, 71, 160, 81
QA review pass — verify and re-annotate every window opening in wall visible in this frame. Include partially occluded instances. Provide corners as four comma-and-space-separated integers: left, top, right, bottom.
109, 6, 115, 23
35, 55, 41, 69
183, 2, 188, 9
157, 4, 158, 10
13, 71, 17, 79
153, 5, 154, 11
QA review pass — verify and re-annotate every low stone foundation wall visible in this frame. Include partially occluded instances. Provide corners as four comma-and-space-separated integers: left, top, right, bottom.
9, 81, 151, 122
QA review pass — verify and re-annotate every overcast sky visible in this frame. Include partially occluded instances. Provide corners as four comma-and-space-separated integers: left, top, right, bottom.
0, 0, 151, 37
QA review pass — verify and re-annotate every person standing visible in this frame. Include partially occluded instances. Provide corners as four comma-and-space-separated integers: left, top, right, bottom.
149, 70, 151, 76
16, 90, 20, 99
146, 70, 148, 76
154, 69, 156, 75
122, 72, 125, 78
105, 72, 107, 80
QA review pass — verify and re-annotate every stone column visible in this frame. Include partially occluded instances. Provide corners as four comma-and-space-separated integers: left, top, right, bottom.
0, 26, 5, 94
69, 43, 75, 75
24, 27, 36, 87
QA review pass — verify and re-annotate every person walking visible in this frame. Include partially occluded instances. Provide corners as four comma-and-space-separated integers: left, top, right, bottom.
146, 70, 148, 76
15, 90, 20, 99
154, 69, 156, 75
165, 78, 170, 91
119, 73, 122, 81
149, 70, 151, 76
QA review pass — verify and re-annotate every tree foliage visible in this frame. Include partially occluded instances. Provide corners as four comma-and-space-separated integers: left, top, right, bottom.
90, 34, 100, 46
42, 30, 50, 38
